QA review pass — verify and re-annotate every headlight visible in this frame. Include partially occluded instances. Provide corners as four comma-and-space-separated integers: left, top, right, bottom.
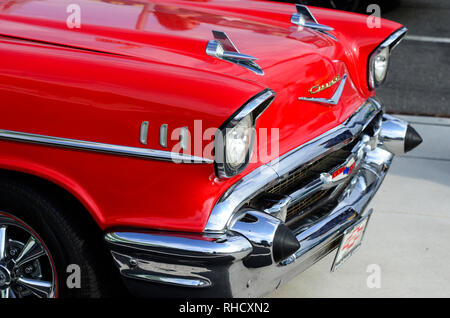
368, 27, 407, 90
214, 89, 275, 178
370, 47, 389, 86
225, 114, 253, 169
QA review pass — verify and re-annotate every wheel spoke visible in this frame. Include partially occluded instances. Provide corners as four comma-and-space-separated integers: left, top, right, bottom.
0, 226, 6, 261
16, 277, 53, 298
0, 287, 12, 298
0, 215, 56, 298
13, 236, 45, 268
8, 287, 17, 298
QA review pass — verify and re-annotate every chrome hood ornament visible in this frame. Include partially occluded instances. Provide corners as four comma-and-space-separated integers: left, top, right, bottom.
298, 74, 347, 106
291, 5, 337, 41
206, 30, 264, 76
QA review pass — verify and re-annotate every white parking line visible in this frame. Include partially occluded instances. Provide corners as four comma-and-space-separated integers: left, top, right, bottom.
406, 35, 450, 44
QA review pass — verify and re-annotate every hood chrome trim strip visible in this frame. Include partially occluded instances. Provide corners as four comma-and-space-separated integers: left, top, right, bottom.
0, 129, 213, 164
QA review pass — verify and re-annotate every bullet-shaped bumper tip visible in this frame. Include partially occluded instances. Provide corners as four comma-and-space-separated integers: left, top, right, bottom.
405, 124, 423, 153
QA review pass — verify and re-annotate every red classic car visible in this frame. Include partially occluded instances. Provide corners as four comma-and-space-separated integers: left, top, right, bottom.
0, 0, 422, 298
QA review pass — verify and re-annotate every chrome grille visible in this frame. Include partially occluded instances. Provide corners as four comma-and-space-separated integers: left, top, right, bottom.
267, 147, 351, 196
244, 108, 384, 232
263, 145, 354, 224
286, 188, 333, 221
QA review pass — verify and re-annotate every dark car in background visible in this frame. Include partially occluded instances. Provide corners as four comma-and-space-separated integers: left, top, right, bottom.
271, 0, 362, 12
271, 0, 400, 13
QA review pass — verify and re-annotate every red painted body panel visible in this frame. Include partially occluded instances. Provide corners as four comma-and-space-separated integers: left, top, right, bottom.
0, 0, 402, 232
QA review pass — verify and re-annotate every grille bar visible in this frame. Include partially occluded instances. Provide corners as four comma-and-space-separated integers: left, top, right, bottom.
250, 115, 382, 227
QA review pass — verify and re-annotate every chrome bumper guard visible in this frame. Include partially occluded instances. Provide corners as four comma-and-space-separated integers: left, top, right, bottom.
105, 99, 418, 297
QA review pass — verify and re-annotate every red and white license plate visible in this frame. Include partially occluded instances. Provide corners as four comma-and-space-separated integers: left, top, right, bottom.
331, 211, 372, 271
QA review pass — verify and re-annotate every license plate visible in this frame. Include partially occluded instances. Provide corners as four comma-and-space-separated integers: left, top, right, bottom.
331, 210, 372, 272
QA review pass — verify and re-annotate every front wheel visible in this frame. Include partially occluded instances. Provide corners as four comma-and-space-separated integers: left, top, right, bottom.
0, 178, 122, 298
0, 213, 57, 298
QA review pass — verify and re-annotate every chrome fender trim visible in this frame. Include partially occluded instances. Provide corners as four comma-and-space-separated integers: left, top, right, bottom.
0, 129, 213, 164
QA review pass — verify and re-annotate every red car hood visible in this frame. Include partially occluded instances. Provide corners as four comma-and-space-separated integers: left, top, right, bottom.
0, 0, 400, 84
0, 0, 402, 165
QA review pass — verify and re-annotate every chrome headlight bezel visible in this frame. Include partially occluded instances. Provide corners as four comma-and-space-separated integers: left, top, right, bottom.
214, 89, 276, 179
368, 27, 408, 90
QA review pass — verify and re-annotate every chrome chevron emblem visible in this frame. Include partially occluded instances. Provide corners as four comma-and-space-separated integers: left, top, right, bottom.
298, 74, 347, 106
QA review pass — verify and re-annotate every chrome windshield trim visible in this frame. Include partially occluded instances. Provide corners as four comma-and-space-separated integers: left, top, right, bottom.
0, 129, 213, 164
204, 98, 383, 233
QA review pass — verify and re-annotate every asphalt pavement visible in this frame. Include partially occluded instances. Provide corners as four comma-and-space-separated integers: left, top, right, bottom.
269, 115, 450, 297
377, 0, 450, 116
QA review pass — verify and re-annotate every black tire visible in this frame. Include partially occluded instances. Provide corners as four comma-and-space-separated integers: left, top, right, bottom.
0, 177, 122, 298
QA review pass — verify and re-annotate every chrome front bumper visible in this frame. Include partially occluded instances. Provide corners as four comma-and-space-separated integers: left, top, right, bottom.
104, 99, 420, 298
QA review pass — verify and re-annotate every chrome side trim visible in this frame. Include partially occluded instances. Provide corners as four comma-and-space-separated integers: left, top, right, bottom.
205, 98, 382, 233
0, 129, 213, 164
298, 74, 347, 105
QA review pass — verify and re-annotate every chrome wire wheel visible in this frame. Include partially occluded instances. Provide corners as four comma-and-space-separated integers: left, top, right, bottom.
0, 213, 57, 298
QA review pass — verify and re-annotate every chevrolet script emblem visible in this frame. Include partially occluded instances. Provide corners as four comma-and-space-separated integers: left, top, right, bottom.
298, 74, 347, 106
309, 75, 341, 95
